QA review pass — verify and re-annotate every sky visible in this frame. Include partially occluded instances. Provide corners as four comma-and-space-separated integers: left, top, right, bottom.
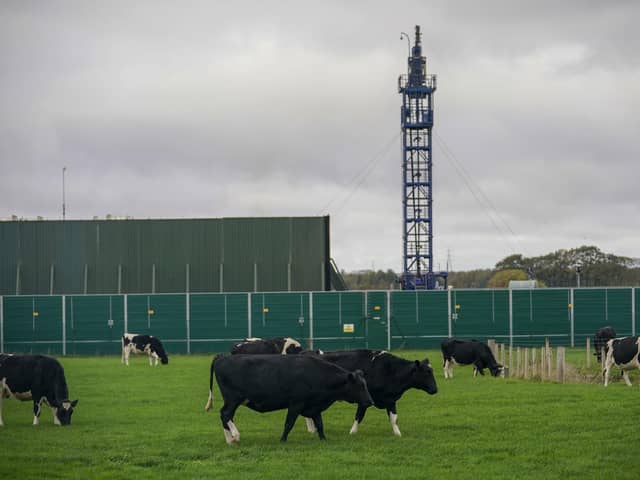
1, 1, 638, 272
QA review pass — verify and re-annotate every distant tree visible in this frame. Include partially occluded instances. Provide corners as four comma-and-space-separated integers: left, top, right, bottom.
447, 269, 493, 288
487, 269, 528, 288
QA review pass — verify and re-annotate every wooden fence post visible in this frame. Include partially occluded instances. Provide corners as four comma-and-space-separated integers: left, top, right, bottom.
546, 339, 552, 379
557, 347, 565, 383
524, 348, 530, 379
516, 347, 521, 377
540, 347, 546, 380
586, 337, 591, 369
531, 348, 537, 378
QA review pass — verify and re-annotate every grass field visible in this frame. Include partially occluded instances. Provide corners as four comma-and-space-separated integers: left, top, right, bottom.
1, 350, 638, 479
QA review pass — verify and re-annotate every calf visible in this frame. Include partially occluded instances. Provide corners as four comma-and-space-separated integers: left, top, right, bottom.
204, 354, 373, 443
122, 333, 169, 366
0, 354, 78, 426
603, 336, 640, 387
305, 349, 437, 437
594, 326, 616, 363
230, 337, 302, 355
441, 338, 504, 378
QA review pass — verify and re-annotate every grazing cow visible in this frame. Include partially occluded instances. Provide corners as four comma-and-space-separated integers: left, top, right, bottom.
204, 354, 373, 443
441, 338, 504, 378
122, 333, 169, 366
304, 349, 437, 437
603, 336, 640, 387
0, 354, 78, 426
230, 337, 302, 355
594, 326, 617, 363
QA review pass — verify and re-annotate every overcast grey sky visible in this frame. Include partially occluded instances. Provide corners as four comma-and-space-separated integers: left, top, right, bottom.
1, 1, 638, 272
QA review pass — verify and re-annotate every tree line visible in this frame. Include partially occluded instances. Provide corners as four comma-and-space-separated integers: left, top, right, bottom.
341, 245, 640, 290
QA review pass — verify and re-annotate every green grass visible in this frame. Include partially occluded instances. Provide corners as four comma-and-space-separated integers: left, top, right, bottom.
1, 351, 638, 479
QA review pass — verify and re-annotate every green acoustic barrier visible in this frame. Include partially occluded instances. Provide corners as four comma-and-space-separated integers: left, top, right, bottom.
312, 291, 366, 351
450, 289, 510, 343
126, 294, 188, 354
390, 290, 449, 349
512, 289, 570, 347
250, 292, 310, 348
573, 288, 633, 346
3, 296, 63, 355
189, 293, 248, 354
66, 295, 124, 355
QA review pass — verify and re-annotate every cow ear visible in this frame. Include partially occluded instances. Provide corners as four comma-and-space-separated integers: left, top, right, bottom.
414, 360, 421, 370
71, 399, 78, 407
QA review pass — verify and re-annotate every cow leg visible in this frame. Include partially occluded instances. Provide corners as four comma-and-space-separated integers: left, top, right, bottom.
443, 359, 451, 379
387, 404, 402, 437
280, 404, 303, 443
304, 417, 317, 433
32, 400, 42, 426
220, 401, 241, 444
124, 346, 130, 366
622, 370, 632, 387
311, 413, 326, 440
52, 406, 61, 425
349, 404, 369, 434
148, 352, 153, 366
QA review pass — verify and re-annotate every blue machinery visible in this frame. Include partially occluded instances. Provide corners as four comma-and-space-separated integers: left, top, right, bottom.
398, 26, 447, 290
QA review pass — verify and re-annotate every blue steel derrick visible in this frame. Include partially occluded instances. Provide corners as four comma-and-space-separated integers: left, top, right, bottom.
398, 25, 447, 290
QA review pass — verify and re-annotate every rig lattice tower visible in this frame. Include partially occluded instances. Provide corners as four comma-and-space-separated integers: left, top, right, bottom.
398, 25, 447, 290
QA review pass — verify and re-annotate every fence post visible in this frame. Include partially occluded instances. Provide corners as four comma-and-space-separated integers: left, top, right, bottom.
247, 293, 252, 338
62, 295, 66, 356
586, 337, 591, 368
516, 347, 521, 377
309, 292, 314, 350
546, 338, 552, 379
124, 294, 128, 334
185, 293, 191, 355
447, 288, 452, 338
509, 289, 513, 347
570, 288, 575, 347
540, 347, 546, 380
531, 348, 537, 378
500, 343, 505, 367
508, 344, 513, 373
557, 347, 565, 383
524, 348, 529, 379
488, 339, 497, 359
386, 291, 391, 351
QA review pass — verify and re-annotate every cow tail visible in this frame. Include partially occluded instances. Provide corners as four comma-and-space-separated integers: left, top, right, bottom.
204, 355, 217, 412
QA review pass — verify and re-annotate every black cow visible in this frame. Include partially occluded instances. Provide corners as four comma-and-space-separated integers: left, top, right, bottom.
122, 333, 169, 366
204, 353, 373, 443
603, 336, 640, 387
305, 349, 437, 437
230, 337, 302, 355
441, 338, 504, 378
0, 354, 78, 426
594, 326, 617, 363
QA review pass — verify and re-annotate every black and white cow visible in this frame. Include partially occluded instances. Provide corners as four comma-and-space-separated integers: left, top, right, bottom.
0, 354, 78, 426
603, 336, 640, 387
204, 353, 373, 443
230, 337, 302, 355
441, 338, 504, 378
305, 349, 437, 437
122, 333, 169, 366
594, 326, 617, 363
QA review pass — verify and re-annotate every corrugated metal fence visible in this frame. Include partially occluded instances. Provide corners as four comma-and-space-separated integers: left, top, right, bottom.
0, 288, 637, 355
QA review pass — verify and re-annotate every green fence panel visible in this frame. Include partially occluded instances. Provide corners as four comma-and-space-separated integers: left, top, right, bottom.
3, 296, 63, 354
511, 289, 570, 346
450, 289, 510, 343
312, 291, 366, 351
364, 291, 388, 349
66, 295, 124, 355
126, 294, 188, 354
390, 291, 448, 349
250, 292, 310, 346
574, 288, 633, 345
189, 293, 248, 353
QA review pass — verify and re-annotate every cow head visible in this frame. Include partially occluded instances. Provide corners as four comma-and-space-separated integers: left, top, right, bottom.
489, 364, 505, 377
412, 359, 438, 395
344, 370, 373, 407
55, 399, 78, 425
